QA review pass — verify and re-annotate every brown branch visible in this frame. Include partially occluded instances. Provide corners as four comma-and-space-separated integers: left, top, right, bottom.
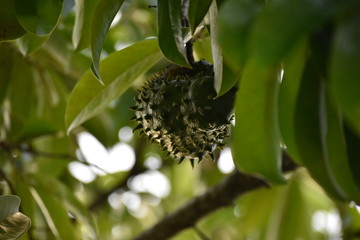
133, 153, 297, 240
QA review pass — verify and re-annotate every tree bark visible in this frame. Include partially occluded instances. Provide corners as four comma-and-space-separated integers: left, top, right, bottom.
134, 153, 297, 240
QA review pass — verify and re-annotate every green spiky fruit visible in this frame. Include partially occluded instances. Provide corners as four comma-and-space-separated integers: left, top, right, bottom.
131, 60, 236, 166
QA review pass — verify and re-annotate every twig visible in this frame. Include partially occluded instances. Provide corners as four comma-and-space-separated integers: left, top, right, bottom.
185, 40, 196, 66
181, 0, 197, 66
133, 153, 297, 240
0, 141, 109, 174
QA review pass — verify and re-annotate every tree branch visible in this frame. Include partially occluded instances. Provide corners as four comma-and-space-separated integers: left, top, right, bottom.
133, 153, 297, 240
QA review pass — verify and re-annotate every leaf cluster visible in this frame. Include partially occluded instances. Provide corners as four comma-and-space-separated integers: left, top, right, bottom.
1, 0, 360, 239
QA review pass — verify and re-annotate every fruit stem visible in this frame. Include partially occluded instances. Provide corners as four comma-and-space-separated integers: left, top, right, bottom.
185, 40, 196, 66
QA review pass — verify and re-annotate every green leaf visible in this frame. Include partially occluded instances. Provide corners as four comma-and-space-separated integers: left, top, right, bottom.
249, 0, 346, 65
291, 28, 360, 203
31, 175, 98, 238
0, 212, 31, 240
234, 186, 283, 237
14, 0, 63, 36
192, 32, 212, 62
15, 119, 58, 143
0, 195, 21, 220
91, 0, 125, 81
265, 174, 313, 240
344, 123, 360, 192
30, 187, 76, 240
209, 0, 222, 94
218, 0, 260, 72
279, 38, 308, 163
66, 39, 163, 133
0, 195, 31, 240
323, 87, 360, 203
6, 55, 37, 141
188, 0, 212, 34
293, 61, 345, 201
217, 0, 261, 97
338, 203, 360, 239
14, 175, 36, 226
216, 63, 240, 97
158, 0, 189, 67
0, 44, 14, 106
208, 0, 239, 97
233, 59, 285, 184
73, 0, 100, 51
330, 6, 360, 134
0, 0, 26, 41
16, 32, 48, 56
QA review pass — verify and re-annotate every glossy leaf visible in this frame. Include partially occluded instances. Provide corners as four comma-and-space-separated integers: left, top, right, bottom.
66, 39, 162, 133
338, 203, 360, 239
209, 0, 222, 94
279, 38, 308, 163
218, 0, 260, 72
216, 63, 240, 97
291, 27, 360, 203
293, 61, 345, 200
344, 123, 360, 190
0, 0, 26, 41
233, 59, 284, 184
73, 0, 100, 51
188, 0, 212, 34
91, 0, 125, 81
158, 0, 189, 67
14, 0, 63, 36
17, 32, 48, 56
30, 187, 76, 239
249, 0, 346, 65
323, 87, 360, 203
0, 212, 31, 240
209, 1, 239, 97
330, 7, 360, 134
0, 195, 31, 240
0, 195, 21, 220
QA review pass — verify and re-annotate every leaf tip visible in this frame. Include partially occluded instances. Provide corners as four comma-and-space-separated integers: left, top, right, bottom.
91, 63, 104, 85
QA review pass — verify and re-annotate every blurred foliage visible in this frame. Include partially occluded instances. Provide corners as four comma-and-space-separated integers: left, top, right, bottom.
1, 0, 360, 239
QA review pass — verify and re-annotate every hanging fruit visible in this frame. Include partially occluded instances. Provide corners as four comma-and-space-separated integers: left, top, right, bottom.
131, 60, 236, 166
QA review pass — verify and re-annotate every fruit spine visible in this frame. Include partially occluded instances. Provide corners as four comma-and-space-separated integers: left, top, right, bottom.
131, 60, 236, 166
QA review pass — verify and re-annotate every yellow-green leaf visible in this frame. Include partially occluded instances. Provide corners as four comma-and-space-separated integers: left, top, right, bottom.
91, 0, 125, 81
233, 59, 284, 184
330, 6, 360, 134
73, 0, 100, 51
66, 39, 163, 133
14, 0, 63, 36
0, 0, 26, 41
158, 0, 189, 67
